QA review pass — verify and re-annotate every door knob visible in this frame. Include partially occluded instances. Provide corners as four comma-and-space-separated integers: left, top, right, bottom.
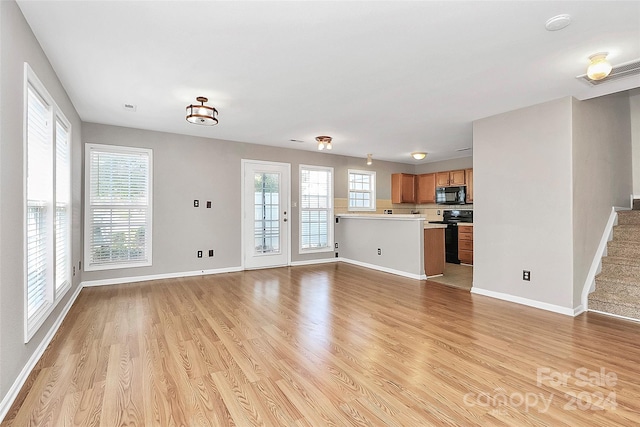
283, 218, 288, 222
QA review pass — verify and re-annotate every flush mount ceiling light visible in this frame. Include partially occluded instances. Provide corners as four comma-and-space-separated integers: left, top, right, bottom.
366, 154, 373, 166
587, 52, 613, 81
411, 152, 427, 160
316, 136, 332, 151
186, 96, 218, 126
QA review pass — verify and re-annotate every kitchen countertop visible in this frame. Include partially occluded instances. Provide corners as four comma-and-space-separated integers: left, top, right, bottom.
458, 223, 474, 227
424, 223, 447, 229
337, 214, 424, 220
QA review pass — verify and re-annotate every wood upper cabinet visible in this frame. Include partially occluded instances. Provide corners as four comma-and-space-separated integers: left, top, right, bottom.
436, 169, 466, 187
416, 173, 436, 204
465, 168, 473, 203
391, 173, 416, 203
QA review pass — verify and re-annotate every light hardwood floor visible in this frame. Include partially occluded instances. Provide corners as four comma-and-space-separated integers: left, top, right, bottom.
3, 263, 640, 426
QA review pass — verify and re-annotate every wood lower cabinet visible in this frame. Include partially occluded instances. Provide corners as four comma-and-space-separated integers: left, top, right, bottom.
465, 168, 473, 203
436, 169, 466, 187
458, 226, 473, 265
416, 173, 436, 203
391, 173, 416, 203
424, 227, 445, 276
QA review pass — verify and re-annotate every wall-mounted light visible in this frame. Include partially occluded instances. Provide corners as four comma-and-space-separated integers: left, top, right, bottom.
316, 136, 332, 151
186, 97, 218, 125
366, 154, 373, 166
411, 152, 427, 160
587, 52, 612, 81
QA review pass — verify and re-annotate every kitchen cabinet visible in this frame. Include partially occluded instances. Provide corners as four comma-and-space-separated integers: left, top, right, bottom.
465, 168, 473, 203
436, 169, 465, 187
391, 173, 416, 203
416, 173, 436, 204
458, 226, 473, 265
424, 227, 445, 276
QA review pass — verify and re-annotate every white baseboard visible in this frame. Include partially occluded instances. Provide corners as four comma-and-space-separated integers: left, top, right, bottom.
82, 266, 243, 287
0, 282, 83, 423
290, 257, 339, 267
471, 287, 578, 316
589, 309, 640, 323
339, 258, 426, 280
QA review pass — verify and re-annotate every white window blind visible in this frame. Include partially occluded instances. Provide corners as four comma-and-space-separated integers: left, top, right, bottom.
55, 119, 71, 291
348, 169, 376, 211
85, 144, 152, 270
24, 63, 72, 342
26, 85, 52, 320
300, 165, 333, 252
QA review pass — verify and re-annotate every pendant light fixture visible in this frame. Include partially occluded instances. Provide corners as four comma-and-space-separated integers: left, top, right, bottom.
411, 152, 427, 160
587, 53, 612, 81
366, 154, 373, 166
316, 136, 332, 151
186, 96, 219, 126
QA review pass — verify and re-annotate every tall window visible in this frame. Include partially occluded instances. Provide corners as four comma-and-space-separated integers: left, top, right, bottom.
25, 64, 71, 342
85, 144, 153, 271
348, 169, 376, 211
300, 165, 333, 252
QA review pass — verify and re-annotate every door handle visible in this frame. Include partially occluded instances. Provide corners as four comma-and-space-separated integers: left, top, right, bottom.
283, 218, 288, 222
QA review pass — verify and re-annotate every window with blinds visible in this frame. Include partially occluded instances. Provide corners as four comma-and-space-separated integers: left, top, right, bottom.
300, 165, 333, 252
24, 63, 72, 342
85, 144, 153, 270
348, 169, 376, 211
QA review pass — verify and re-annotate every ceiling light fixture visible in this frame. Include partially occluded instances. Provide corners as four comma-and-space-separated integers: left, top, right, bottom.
186, 96, 218, 126
411, 152, 427, 160
316, 136, 332, 151
366, 154, 373, 166
587, 52, 613, 81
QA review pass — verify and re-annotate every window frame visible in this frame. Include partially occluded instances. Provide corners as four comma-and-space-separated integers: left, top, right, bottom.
299, 164, 334, 254
23, 63, 72, 343
84, 143, 153, 271
348, 169, 376, 212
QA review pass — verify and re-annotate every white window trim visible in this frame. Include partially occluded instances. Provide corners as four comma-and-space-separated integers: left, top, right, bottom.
23, 63, 72, 343
299, 164, 334, 254
84, 143, 153, 271
348, 169, 376, 212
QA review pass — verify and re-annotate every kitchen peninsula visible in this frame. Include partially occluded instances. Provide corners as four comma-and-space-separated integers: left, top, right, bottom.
335, 214, 446, 279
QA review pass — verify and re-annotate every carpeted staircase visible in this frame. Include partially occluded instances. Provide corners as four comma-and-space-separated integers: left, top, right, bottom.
589, 209, 640, 320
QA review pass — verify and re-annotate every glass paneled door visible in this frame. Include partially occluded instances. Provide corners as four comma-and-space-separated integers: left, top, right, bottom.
242, 160, 290, 269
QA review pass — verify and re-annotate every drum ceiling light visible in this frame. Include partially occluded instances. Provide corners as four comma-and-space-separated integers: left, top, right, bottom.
186, 96, 218, 126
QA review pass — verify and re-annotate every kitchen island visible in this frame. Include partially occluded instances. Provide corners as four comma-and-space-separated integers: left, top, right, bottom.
335, 214, 446, 279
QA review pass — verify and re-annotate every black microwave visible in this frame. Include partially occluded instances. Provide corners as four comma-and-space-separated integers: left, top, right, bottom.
436, 186, 466, 205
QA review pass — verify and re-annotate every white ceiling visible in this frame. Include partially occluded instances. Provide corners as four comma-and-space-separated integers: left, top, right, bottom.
17, 1, 640, 164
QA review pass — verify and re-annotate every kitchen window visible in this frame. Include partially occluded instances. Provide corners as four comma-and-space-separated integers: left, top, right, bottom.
300, 165, 333, 252
84, 144, 153, 271
348, 169, 376, 211
24, 64, 72, 342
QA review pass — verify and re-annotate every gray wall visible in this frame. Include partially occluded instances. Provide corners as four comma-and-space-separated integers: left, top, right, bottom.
81, 123, 416, 282
415, 156, 472, 174
473, 97, 575, 309
0, 0, 82, 405
572, 93, 632, 307
631, 89, 640, 195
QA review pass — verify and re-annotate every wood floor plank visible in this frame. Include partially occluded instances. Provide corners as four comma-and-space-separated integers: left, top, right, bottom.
3, 263, 640, 426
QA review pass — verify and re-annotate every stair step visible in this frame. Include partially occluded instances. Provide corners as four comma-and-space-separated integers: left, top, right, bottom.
612, 225, 640, 242
606, 240, 640, 259
588, 299, 640, 320
599, 261, 640, 280
617, 210, 640, 225
593, 277, 640, 298
601, 256, 640, 268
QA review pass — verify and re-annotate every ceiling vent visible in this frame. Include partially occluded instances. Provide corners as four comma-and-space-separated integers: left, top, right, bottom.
577, 58, 640, 86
